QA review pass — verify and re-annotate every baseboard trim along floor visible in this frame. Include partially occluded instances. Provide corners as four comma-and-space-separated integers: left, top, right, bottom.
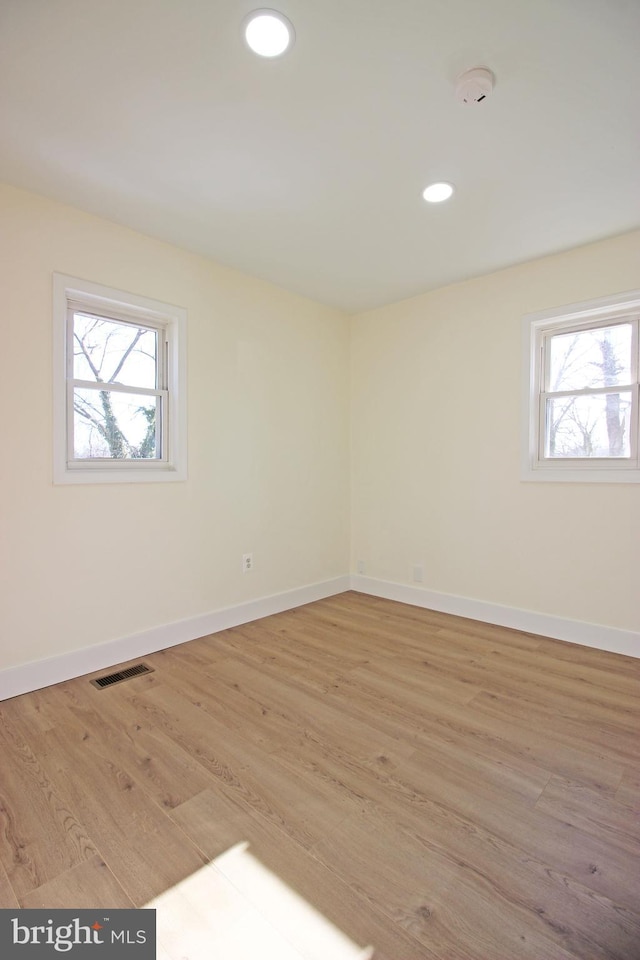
2, 573, 637, 701
351, 575, 640, 660
0, 576, 350, 701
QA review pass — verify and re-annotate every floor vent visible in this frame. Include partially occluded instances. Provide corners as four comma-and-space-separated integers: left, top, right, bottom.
90, 663, 154, 689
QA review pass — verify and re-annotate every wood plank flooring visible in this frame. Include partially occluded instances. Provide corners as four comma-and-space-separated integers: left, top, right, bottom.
1, 591, 639, 959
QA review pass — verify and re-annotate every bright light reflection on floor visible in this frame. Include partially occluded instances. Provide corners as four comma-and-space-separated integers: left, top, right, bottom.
146, 842, 374, 960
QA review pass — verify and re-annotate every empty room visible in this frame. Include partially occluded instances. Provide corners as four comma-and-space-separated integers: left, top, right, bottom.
0, 2, 639, 958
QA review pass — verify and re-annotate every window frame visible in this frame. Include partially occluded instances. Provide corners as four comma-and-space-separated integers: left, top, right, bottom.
522, 290, 640, 483
53, 274, 187, 484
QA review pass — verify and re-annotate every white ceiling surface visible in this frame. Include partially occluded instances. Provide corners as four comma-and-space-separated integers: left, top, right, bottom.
0, 0, 638, 312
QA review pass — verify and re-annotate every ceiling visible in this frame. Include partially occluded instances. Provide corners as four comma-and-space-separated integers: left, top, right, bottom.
1, 0, 638, 313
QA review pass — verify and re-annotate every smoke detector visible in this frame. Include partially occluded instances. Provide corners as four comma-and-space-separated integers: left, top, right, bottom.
455, 67, 495, 104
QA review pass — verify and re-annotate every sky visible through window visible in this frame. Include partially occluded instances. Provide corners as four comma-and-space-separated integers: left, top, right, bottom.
545, 322, 633, 459
72, 312, 161, 460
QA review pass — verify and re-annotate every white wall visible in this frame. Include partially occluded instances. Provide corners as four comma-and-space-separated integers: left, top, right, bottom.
351, 230, 640, 634
2, 181, 638, 686
0, 183, 350, 674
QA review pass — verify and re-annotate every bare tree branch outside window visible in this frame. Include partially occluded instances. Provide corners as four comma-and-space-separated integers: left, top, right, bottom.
545, 323, 631, 459
72, 313, 160, 460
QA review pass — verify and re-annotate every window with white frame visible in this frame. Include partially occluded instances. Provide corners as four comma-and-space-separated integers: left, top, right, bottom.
53, 274, 187, 483
522, 291, 640, 482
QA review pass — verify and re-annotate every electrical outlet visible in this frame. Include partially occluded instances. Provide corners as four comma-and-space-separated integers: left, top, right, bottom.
357, 560, 365, 575
412, 563, 424, 583
242, 553, 253, 573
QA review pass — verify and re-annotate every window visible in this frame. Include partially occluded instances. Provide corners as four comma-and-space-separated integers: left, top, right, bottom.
53, 274, 187, 483
522, 291, 640, 482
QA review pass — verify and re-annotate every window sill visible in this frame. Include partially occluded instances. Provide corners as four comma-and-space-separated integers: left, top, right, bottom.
521, 464, 640, 483
53, 464, 187, 485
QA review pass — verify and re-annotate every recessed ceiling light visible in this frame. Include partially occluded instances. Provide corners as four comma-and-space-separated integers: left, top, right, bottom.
422, 182, 455, 203
244, 9, 295, 57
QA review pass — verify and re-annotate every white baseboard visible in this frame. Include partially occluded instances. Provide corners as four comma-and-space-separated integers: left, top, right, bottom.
0, 576, 350, 702
3, 572, 638, 701
350, 575, 640, 659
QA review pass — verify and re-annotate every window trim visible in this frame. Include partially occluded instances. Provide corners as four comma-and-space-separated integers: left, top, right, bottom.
522, 290, 640, 483
53, 274, 187, 484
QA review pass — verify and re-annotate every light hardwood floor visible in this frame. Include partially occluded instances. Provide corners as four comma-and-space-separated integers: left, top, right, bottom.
1, 592, 639, 959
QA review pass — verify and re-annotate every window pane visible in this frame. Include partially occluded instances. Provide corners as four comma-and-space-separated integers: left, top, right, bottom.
73, 313, 158, 389
547, 323, 632, 391
545, 392, 631, 458
73, 388, 160, 460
